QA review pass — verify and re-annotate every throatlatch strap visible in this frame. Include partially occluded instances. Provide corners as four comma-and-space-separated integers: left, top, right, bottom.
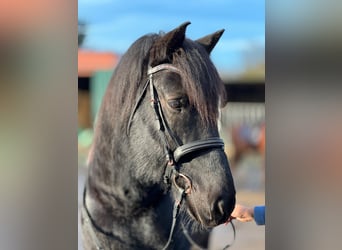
173, 138, 224, 162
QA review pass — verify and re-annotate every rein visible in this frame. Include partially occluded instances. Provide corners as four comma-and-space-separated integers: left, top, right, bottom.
83, 63, 235, 250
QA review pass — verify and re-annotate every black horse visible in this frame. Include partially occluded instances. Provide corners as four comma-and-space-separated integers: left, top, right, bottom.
81, 22, 236, 250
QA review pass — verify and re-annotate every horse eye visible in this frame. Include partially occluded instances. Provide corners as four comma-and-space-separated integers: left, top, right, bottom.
167, 97, 189, 111
167, 99, 182, 110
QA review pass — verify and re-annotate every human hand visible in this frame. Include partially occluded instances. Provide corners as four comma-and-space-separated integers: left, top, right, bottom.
230, 204, 254, 222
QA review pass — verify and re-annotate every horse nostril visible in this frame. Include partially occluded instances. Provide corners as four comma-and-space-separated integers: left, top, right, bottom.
217, 199, 225, 215
211, 197, 230, 224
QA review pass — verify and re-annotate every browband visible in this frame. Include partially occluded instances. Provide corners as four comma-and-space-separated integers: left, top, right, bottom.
148, 64, 181, 75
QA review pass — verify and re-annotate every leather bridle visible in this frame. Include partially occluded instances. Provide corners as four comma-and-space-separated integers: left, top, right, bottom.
83, 64, 235, 250
146, 64, 234, 250
146, 64, 225, 190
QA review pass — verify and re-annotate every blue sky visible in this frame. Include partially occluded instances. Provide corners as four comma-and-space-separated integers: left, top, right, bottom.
78, 0, 264, 74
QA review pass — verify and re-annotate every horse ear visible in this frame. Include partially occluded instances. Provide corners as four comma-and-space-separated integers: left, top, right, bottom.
150, 22, 191, 66
196, 29, 225, 54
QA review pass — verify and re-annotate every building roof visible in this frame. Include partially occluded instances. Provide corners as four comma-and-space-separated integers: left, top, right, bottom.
78, 49, 119, 77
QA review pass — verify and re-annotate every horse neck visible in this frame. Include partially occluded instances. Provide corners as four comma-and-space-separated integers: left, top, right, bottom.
84, 180, 184, 249
84, 93, 184, 245
85, 128, 169, 228
85, 165, 176, 249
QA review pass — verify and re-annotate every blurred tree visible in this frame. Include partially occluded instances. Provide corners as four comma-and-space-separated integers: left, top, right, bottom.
239, 62, 265, 81
240, 42, 265, 80
78, 21, 86, 47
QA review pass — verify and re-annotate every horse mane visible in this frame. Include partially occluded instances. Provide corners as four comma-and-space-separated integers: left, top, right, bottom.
97, 32, 226, 137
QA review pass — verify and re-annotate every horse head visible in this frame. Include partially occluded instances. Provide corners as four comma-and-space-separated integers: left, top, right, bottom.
127, 22, 236, 228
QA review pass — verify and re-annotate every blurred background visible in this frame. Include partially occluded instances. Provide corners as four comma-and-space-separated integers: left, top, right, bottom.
78, 0, 264, 249
1, 0, 341, 249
